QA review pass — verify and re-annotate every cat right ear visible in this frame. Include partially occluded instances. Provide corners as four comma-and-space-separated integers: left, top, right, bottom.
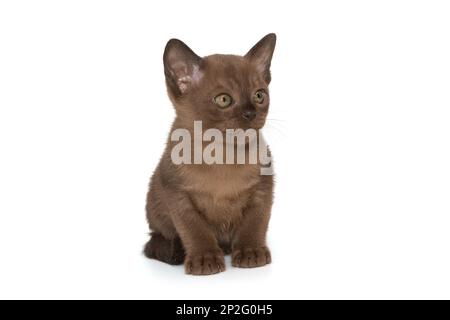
163, 39, 202, 97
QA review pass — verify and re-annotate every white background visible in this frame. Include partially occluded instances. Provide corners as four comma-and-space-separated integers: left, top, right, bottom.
1, 0, 449, 299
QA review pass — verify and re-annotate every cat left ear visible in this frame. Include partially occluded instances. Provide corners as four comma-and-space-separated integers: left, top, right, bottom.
163, 39, 202, 97
245, 33, 276, 83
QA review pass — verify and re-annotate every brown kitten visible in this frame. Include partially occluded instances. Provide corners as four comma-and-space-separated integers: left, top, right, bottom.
144, 34, 276, 275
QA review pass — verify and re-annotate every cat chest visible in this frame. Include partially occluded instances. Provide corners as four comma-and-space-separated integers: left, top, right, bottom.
182, 170, 258, 224
189, 190, 251, 226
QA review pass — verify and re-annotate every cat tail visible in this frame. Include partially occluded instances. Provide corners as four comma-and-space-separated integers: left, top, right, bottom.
143, 233, 185, 265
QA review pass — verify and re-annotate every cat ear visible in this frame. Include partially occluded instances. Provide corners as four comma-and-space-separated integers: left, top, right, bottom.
163, 39, 202, 97
245, 33, 276, 83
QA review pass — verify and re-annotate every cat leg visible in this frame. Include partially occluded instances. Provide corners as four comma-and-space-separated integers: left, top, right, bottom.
145, 183, 185, 264
232, 177, 273, 268
168, 192, 226, 275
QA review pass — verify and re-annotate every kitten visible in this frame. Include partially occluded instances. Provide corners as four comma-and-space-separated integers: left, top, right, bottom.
144, 34, 276, 275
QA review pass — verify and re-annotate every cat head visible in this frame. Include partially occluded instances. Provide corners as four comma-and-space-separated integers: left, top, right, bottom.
163, 34, 276, 131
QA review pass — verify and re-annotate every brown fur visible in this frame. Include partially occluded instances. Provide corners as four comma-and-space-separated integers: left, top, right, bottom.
144, 34, 276, 275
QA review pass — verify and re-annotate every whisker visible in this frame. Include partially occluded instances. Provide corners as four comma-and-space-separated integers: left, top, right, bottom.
263, 123, 289, 139
266, 118, 287, 123
265, 120, 289, 132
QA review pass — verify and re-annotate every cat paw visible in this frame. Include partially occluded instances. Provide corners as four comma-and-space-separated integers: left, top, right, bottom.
184, 251, 226, 275
232, 247, 271, 268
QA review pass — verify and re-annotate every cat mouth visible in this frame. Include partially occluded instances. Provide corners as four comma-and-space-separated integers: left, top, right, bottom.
223, 124, 263, 132
229, 120, 266, 131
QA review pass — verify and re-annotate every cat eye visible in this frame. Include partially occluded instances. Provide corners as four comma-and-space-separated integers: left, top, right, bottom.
213, 94, 233, 108
253, 90, 266, 104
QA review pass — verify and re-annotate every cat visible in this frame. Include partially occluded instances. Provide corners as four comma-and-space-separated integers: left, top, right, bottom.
144, 34, 276, 275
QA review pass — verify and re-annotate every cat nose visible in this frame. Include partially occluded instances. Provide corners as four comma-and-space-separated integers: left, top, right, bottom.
242, 110, 256, 121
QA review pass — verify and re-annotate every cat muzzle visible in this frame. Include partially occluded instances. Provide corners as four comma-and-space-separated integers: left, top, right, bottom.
242, 110, 257, 121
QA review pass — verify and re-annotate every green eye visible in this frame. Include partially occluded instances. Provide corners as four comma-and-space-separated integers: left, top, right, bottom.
213, 94, 233, 108
253, 90, 266, 104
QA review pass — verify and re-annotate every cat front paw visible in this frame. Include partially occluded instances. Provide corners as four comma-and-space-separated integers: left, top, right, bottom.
232, 246, 271, 268
184, 251, 226, 275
